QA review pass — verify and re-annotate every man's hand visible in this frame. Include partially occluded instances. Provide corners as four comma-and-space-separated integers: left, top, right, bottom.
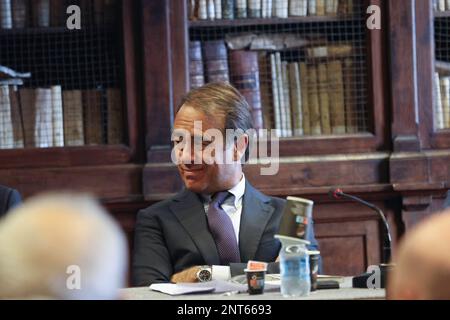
171, 266, 201, 283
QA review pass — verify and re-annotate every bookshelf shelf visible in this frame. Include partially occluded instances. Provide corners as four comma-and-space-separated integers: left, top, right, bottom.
189, 15, 358, 28
434, 11, 450, 18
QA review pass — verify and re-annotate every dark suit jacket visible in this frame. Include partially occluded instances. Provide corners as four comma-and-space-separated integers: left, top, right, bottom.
444, 191, 450, 209
0, 185, 21, 217
132, 181, 319, 286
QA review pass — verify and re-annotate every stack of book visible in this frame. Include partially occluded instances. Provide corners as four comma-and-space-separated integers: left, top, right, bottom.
188, 0, 355, 20
0, 0, 118, 29
0, 85, 124, 149
189, 39, 360, 137
434, 0, 450, 12
434, 62, 450, 130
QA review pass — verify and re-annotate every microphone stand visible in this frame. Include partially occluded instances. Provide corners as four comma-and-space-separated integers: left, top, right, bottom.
330, 189, 394, 289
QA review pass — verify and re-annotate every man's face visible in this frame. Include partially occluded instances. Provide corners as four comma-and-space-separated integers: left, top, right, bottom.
173, 105, 241, 194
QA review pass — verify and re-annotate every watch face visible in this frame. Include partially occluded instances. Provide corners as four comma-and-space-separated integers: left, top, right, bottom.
198, 269, 211, 282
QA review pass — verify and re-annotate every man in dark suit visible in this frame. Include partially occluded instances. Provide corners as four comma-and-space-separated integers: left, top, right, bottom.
132, 83, 319, 286
0, 185, 21, 217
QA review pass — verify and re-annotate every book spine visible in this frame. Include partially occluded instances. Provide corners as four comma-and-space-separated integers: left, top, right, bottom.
258, 52, 273, 130
299, 62, 311, 135
235, 0, 247, 18
198, 0, 208, 19
0, 85, 13, 149
0, 0, 12, 29
275, 52, 287, 137
51, 85, 64, 147
189, 41, 205, 89
188, 0, 196, 20
289, 0, 308, 17
270, 53, 282, 137
289, 62, 303, 136
435, 73, 445, 129
281, 61, 292, 137
328, 60, 346, 134
442, 77, 450, 128
107, 88, 124, 144
229, 50, 264, 130
262, 0, 272, 18
316, 0, 326, 16
439, 0, 446, 11
222, 0, 235, 19
11, 0, 27, 28
83, 89, 104, 145
343, 59, 358, 133
308, 65, 322, 135
19, 88, 36, 147
308, 0, 317, 15
446, 0, 450, 11
248, 0, 262, 18
214, 0, 222, 19
317, 62, 332, 135
207, 0, 215, 20
63, 90, 85, 146
33, 0, 50, 27
34, 88, 53, 148
9, 85, 24, 148
203, 40, 230, 83
273, 0, 288, 18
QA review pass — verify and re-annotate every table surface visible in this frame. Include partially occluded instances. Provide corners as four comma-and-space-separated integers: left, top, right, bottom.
119, 278, 386, 300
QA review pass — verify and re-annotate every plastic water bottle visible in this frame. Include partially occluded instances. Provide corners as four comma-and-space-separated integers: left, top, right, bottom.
280, 244, 311, 297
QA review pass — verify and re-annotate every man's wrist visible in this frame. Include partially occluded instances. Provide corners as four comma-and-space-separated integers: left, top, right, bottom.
196, 265, 212, 282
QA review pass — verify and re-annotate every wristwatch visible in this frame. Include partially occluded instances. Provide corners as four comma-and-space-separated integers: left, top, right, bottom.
196, 266, 212, 282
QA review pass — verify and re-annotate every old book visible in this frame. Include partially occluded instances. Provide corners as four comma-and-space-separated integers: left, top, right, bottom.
308, 0, 317, 15
273, 0, 288, 18
289, 0, 308, 16
281, 61, 293, 137
19, 88, 36, 147
203, 40, 229, 83
308, 65, 322, 135
33, 0, 50, 27
198, 0, 208, 19
0, 85, 13, 149
317, 63, 331, 135
63, 90, 84, 146
236, 0, 247, 18
258, 52, 273, 129
343, 59, 358, 133
316, 0, 325, 16
9, 85, 24, 148
0, 0, 12, 29
306, 44, 353, 58
328, 60, 346, 134
248, 0, 262, 18
214, 0, 222, 19
289, 63, 303, 136
435, 73, 445, 130
188, 0, 196, 20
270, 54, 282, 136
229, 50, 264, 130
222, 0, 234, 19
51, 86, 64, 147
107, 88, 124, 144
325, 0, 338, 15
262, 0, 272, 18
275, 52, 287, 137
83, 89, 104, 145
441, 77, 450, 129
34, 88, 53, 148
207, 0, 215, 20
447, 0, 450, 11
299, 62, 311, 135
189, 41, 205, 89
11, 0, 27, 28
438, 0, 445, 11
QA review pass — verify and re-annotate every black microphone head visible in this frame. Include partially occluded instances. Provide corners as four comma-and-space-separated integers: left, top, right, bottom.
329, 188, 343, 199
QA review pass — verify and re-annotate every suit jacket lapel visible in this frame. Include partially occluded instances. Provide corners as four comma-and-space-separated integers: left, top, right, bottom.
239, 182, 275, 261
169, 189, 221, 266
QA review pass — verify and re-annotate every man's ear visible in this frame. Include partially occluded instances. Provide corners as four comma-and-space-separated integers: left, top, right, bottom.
234, 134, 249, 162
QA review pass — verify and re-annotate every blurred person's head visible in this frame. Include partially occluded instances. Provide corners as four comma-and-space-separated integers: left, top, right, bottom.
173, 82, 252, 194
388, 209, 450, 300
0, 193, 128, 299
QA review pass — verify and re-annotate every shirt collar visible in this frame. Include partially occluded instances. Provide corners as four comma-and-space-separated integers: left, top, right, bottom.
199, 174, 246, 208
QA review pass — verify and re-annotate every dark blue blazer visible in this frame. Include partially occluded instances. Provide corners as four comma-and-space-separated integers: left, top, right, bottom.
132, 181, 319, 286
0, 185, 21, 217
444, 191, 450, 209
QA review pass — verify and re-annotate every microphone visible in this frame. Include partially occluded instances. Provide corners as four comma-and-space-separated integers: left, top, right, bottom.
329, 188, 394, 288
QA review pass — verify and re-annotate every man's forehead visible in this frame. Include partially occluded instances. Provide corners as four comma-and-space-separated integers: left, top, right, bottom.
174, 105, 225, 130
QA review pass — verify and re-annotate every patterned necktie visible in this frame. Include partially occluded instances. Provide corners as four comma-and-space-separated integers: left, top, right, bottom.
206, 191, 241, 264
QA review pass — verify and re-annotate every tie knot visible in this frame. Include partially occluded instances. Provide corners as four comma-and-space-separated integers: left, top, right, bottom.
211, 191, 229, 206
